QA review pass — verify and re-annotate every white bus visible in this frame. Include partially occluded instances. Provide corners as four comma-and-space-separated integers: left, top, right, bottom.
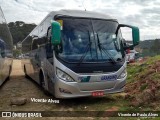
22, 10, 139, 98
0, 7, 13, 86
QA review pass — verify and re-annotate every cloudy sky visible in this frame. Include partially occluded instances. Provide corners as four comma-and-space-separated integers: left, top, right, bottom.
0, 0, 160, 40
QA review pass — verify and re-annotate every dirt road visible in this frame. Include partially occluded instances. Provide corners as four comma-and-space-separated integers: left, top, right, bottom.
0, 60, 54, 111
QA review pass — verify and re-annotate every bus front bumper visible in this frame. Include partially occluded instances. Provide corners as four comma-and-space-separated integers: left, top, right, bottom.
54, 76, 126, 98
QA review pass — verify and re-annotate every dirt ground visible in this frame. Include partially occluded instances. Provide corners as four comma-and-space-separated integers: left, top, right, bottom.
0, 60, 83, 119
0, 60, 53, 111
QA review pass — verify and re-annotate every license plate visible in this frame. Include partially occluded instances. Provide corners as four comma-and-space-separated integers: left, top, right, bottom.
92, 91, 104, 96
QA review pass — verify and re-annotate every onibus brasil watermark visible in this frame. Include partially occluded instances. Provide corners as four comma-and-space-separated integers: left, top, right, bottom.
31, 98, 59, 103
2, 112, 42, 117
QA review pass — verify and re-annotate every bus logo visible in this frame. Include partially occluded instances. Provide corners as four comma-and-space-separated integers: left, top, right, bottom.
101, 75, 117, 81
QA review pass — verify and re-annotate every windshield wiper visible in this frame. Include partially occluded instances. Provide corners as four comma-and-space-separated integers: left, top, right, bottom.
88, 31, 93, 60
96, 33, 117, 64
77, 31, 92, 66
77, 42, 92, 66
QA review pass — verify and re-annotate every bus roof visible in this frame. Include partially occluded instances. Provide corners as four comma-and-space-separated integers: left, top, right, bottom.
49, 10, 117, 21
22, 10, 118, 43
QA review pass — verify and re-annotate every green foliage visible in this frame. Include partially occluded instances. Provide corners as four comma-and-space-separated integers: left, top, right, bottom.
13, 49, 21, 57
140, 83, 148, 91
127, 55, 160, 83
8, 21, 36, 45
139, 49, 157, 57
150, 39, 160, 55
146, 55, 160, 64
127, 63, 147, 83
132, 39, 160, 57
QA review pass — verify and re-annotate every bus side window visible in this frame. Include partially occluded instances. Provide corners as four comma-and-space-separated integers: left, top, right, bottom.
1, 48, 5, 58
46, 27, 53, 59
47, 27, 51, 41
31, 38, 38, 50
0, 39, 5, 58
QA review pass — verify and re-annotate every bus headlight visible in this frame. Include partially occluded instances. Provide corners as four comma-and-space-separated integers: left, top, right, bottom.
118, 69, 127, 79
56, 68, 75, 82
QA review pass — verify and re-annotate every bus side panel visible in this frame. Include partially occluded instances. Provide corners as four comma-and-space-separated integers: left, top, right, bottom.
0, 58, 5, 85
22, 16, 55, 93
44, 57, 56, 95
29, 18, 53, 85
3, 58, 12, 79
28, 49, 38, 83
22, 33, 34, 79
0, 7, 13, 86
29, 36, 48, 84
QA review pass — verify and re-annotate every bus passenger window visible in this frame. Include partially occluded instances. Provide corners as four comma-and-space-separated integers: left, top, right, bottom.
0, 39, 5, 58
46, 27, 54, 58
47, 27, 51, 41
46, 43, 53, 59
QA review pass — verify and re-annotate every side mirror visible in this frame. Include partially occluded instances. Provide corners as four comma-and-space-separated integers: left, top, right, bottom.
51, 21, 61, 45
117, 24, 140, 48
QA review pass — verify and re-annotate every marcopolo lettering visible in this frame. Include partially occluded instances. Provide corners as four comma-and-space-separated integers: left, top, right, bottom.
101, 75, 117, 81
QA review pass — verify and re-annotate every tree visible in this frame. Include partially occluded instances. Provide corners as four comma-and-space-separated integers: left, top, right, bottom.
13, 49, 21, 57
8, 21, 36, 45
150, 39, 160, 55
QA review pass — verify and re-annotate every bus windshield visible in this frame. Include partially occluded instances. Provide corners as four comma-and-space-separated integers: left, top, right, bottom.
57, 18, 124, 63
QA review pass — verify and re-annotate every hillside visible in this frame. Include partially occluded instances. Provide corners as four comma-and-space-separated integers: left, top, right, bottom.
125, 55, 160, 108
8, 21, 36, 44
127, 39, 160, 57
126, 39, 156, 49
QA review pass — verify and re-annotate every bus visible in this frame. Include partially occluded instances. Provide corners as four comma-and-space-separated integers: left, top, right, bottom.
0, 7, 13, 86
22, 10, 139, 98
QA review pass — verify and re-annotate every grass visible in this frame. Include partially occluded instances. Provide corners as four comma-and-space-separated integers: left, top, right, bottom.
56, 96, 129, 111
140, 83, 148, 91
127, 63, 147, 83
119, 55, 160, 112
127, 55, 160, 83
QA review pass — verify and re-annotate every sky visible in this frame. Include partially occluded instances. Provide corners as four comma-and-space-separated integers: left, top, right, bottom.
0, 0, 160, 40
